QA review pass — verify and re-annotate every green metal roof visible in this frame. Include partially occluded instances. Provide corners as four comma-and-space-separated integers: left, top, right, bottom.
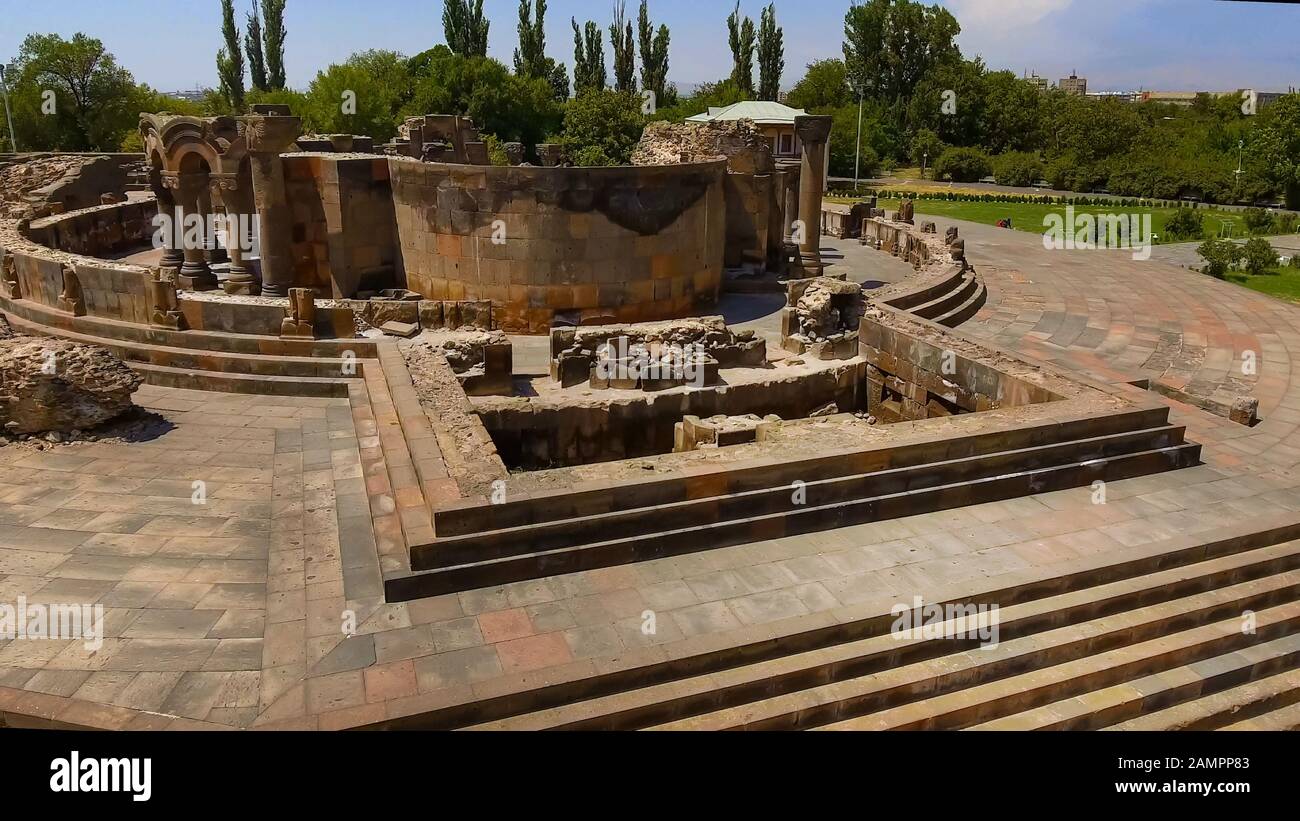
684, 100, 808, 125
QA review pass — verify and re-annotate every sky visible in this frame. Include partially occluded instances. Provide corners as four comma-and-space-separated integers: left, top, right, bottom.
0, 0, 1296, 95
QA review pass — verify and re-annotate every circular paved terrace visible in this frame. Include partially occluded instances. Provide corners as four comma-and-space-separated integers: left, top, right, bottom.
3, 217, 1300, 729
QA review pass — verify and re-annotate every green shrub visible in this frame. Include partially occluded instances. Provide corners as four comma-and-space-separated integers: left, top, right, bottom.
1242, 207, 1277, 235
1164, 208, 1205, 242
933, 147, 993, 183
1197, 238, 1243, 279
1277, 212, 1298, 235
1241, 237, 1280, 275
993, 151, 1045, 188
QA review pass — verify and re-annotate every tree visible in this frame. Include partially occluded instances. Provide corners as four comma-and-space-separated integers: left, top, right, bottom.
787, 60, 851, 111
910, 128, 945, 169
978, 70, 1043, 154
932, 146, 992, 182
406, 53, 561, 148
637, 1, 672, 108
843, 0, 961, 124
558, 89, 645, 166
9, 33, 140, 151
1253, 94, 1300, 209
1163, 208, 1204, 241
217, 0, 246, 112
610, 1, 637, 93
514, 0, 569, 100
1242, 237, 1280, 275
991, 151, 1044, 187
246, 4, 268, 92
444, 0, 490, 58
757, 4, 783, 102
262, 0, 288, 90
306, 51, 412, 143
572, 18, 607, 95
726, 2, 756, 96
1243, 207, 1277, 235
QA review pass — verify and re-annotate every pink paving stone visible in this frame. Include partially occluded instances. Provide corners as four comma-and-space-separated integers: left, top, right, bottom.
494, 633, 574, 674
364, 660, 419, 703
478, 608, 535, 644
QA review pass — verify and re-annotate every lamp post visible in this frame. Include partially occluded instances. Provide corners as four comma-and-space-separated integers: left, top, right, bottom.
922, 152, 929, 181
0, 62, 18, 153
1235, 139, 1245, 204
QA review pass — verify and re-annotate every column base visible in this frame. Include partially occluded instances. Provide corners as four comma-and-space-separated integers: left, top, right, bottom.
261, 284, 290, 298
178, 272, 219, 291
224, 278, 261, 296
798, 252, 825, 278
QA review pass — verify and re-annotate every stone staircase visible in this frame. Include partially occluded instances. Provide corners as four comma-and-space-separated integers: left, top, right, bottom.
2, 296, 376, 397
371, 519, 1300, 730
880, 264, 988, 330
385, 405, 1199, 601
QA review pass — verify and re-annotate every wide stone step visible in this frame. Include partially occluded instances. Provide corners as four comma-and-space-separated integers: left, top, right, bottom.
1217, 699, 1300, 730
462, 538, 1300, 730
4, 310, 361, 379
812, 595, 1300, 731
132, 362, 352, 397
934, 280, 988, 328
387, 442, 1200, 600
416, 426, 1186, 572
911, 271, 980, 321
971, 633, 1300, 730
1105, 667, 1300, 731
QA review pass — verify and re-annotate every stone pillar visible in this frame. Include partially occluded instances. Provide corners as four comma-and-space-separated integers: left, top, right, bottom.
212, 173, 257, 295
173, 172, 218, 290
241, 110, 302, 297
154, 171, 185, 271
795, 115, 833, 278
782, 166, 801, 244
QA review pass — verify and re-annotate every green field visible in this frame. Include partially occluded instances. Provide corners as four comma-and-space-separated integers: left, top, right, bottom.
828, 196, 1274, 246
1227, 265, 1300, 303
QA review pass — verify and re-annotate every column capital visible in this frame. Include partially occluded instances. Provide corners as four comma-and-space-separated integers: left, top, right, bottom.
240, 115, 302, 154
794, 115, 834, 145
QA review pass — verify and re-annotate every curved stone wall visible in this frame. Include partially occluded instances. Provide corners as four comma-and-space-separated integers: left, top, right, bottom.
389, 158, 727, 333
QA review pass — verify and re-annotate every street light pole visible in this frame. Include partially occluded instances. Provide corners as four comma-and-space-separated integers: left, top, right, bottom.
1235, 138, 1245, 204
0, 63, 18, 153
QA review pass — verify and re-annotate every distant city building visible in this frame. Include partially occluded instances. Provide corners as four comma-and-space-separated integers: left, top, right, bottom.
1024, 72, 1049, 93
163, 88, 208, 103
1059, 72, 1088, 96
1086, 91, 1142, 103
1138, 88, 1289, 113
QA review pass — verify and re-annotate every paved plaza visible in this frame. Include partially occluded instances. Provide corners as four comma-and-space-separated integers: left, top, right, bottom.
4, 215, 1300, 729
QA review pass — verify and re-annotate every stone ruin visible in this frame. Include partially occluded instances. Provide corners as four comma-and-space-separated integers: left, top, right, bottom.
549, 316, 767, 391
407, 330, 513, 397
674, 413, 782, 453
780, 276, 867, 359
385, 114, 489, 164
633, 119, 774, 174
0, 334, 142, 435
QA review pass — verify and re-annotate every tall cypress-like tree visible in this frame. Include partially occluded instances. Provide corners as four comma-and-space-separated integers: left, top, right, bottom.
757, 4, 783, 101
571, 18, 607, 95
444, 0, 490, 58
637, 0, 671, 106
610, 1, 636, 93
514, 0, 569, 100
262, 0, 287, 90
726, 2, 756, 96
246, 3, 267, 92
217, 0, 246, 110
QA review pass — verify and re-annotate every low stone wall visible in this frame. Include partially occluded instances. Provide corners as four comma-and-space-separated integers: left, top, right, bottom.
859, 310, 1061, 422
25, 198, 155, 258
389, 158, 727, 334
283, 153, 401, 298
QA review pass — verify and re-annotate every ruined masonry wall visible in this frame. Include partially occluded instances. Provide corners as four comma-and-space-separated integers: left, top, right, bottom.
389, 158, 728, 334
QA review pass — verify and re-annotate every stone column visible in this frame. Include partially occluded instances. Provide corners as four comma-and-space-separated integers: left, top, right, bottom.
241, 111, 302, 297
174, 172, 218, 290
794, 115, 833, 278
154, 170, 186, 271
212, 173, 257, 295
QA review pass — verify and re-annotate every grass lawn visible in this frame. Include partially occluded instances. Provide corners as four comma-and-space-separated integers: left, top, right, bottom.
1226, 265, 1300, 303
826, 195, 1273, 246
